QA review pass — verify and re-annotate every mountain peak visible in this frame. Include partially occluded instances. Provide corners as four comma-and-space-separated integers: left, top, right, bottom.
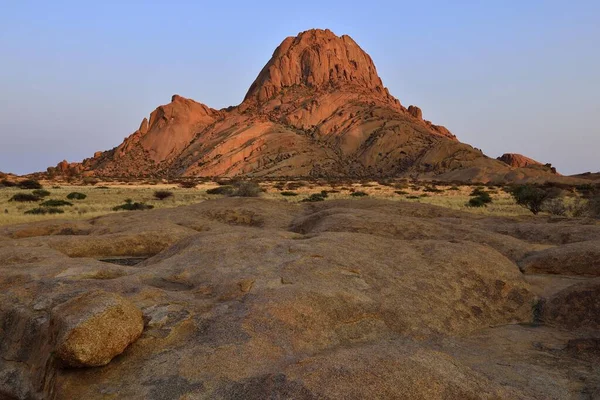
244, 29, 394, 103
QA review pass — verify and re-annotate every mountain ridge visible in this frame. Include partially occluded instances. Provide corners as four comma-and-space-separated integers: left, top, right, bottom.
47, 29, 572, 183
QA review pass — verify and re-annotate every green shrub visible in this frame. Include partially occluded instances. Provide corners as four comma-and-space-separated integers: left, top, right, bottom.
280, 191, 298, 196
467, 197, 487, 207
25, 207, 64, 215
40, 199, 73, 207
113, 199, 154, 211
154, 190, 173, 200
9, 193, 40, 202
18, 179, 42, 189
67, 192, 87, 200
351, 191, 368, 197
32, 189, 51, 198
301, 193, 326, 202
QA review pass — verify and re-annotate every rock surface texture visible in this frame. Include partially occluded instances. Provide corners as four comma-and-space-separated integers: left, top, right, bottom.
0, 197, 599, 399
53, 291, 144, 367
47, 29, 572, 184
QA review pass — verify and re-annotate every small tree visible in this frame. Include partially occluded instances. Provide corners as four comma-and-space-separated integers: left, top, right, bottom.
510, 185, 552, 215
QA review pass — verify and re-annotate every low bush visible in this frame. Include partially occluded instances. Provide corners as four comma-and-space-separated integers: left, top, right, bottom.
154, 190, 174, 200
424, 187, 443, 193
406, 195, 420, 199
448, 186, 460, 191
280, 191, 298, 196
113, 199, 154, 211
542, 198, 568, 216
179, 181, 198, 189
206, 186, 235, 195
469, 188, 492, 205
301, 193, 326, 202
350, 191, 368, 197
9, 193, 40, 202
18, 179, 42, 189
231, 181, 262, 197
40, 199, 73, 207
25, 207, 64, 215
395, 190, 409, 195
67, 192, 87, 200
0, 179, 17, 187
32, 189, 51, 197
467, 197, 487, 207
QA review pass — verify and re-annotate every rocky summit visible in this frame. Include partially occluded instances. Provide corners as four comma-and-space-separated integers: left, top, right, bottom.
48, 29, 568, 183
1, 197, 599, 399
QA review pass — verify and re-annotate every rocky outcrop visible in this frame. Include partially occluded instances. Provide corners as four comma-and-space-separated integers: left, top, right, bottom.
408, 105, 423, 120
53, 291, 143, 367
498, 153, 543, 168
45, 29, 568, 183
1, 198, 600, 398
244, 29, 398, 105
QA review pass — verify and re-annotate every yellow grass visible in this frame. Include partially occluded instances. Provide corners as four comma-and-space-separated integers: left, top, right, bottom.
0, 180, 540, 227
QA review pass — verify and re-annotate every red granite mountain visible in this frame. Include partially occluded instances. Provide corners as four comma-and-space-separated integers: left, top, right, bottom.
48, 29, 565, 182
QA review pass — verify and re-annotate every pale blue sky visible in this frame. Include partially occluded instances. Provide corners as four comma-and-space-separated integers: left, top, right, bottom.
1, 1, 598, 175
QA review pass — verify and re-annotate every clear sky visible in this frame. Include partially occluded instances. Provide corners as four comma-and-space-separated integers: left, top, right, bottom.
1, 1, 598, 175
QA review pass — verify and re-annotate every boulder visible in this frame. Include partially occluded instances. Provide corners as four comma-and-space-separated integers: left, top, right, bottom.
520, 240, 600, 276
52, 291, 143, 367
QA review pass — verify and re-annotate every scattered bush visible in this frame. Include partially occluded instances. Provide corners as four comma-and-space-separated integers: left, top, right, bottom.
395, 190, 409, 195
0, 179, 17, 187
542, 198, 568, 216
406, 195, 420, 199
113, 199, 154, 211
424, 187, 443, 193
419, 193, 430, 198
9, 193, 40, 202
67, 192, 87, 200
207, 186, 235, 195
350, 191, 368, 197
40, 199, 73, 207
280, 191, 298, 196
301, 193, 326, 202
448, 186, 460, 191
24, 207, 64, 215
179, 181, 198, 189
231, 181, 262, 197
154, 190, 173, 200
467, 197, 487, 207
18, 179, 42, 189
32, 189, 51, 197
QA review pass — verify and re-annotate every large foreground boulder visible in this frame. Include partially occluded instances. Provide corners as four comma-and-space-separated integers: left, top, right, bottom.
52, 291, 144, 367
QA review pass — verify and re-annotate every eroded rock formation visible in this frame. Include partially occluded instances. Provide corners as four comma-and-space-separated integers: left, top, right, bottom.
0, 198, 599, 398
46, 29, 564, 183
